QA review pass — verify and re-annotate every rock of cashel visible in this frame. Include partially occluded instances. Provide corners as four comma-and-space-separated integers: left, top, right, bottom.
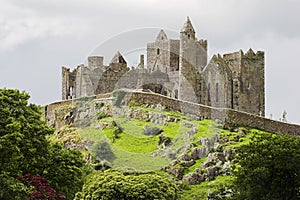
62, 17, 265, 117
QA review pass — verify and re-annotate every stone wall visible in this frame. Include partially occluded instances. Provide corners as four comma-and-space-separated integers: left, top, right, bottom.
239, 50, 265, 116
223, 49, 265, 116
178, 27, 207, 104
43, 99, 73, 129
146, 31, 180, 73
88, 56, 103, 71
95, 63, 129, 94
120, 91, 300, 136
169, 40, 180, 71
62, 67, 78, 100
201, 55, 233, 109
44, 91, 300, 136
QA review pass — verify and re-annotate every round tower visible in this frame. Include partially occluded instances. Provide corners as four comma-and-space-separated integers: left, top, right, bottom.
180, 16, 195, 41
178, 17, 198, 103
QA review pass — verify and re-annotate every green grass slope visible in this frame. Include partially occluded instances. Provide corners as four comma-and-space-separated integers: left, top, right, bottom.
49, 103, 269, 199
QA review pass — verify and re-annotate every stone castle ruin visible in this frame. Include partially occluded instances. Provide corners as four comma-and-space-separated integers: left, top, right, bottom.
62, 17, 265, 116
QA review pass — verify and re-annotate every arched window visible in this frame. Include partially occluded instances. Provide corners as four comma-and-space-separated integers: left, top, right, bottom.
69, 87, 73, 99
157, 48, 160, 55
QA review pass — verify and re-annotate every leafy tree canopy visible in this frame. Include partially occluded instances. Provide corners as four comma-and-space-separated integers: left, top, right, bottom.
233, 132, 300, 200
75, 171, 178, 200
0, 88, 85, 199
17, 174, 66, 200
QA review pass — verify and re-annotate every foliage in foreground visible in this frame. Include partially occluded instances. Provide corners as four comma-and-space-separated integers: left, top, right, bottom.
75, 170, 178, 200
0, 88, 85, 199
17, 174, 65, 199
3, 88, 300, 200
232, 132, 300, 200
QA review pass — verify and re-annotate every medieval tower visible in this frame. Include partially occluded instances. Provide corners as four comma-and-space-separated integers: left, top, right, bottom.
178, 17, 207, 103
61, 17, 265, 116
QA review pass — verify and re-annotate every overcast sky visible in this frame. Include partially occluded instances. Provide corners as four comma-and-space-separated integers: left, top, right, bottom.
0, 0, 300, 123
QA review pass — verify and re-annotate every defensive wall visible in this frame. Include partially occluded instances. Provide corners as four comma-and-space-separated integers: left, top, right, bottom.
43, 91, 300, 136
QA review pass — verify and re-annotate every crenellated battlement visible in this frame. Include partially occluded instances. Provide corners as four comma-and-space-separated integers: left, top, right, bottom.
61, 17, 265, 118
197, 39, 208, 51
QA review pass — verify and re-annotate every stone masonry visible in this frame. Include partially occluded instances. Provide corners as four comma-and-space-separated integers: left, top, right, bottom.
61, 17, 265, 116
44, 91, 300, 136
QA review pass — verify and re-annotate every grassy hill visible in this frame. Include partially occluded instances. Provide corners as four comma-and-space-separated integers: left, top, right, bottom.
49, 99, 269, 199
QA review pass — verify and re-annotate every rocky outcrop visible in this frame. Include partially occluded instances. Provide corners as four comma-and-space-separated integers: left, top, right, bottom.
54, 126, 94, 151
182, 149, 236, 184
142, 125, 163, 136
182, 172, 206, 184
158, 134, 171, 147
190, 134, 220, 160
162, 130, 238, 185
129, 108, 149, 121
164, 167, 184, 179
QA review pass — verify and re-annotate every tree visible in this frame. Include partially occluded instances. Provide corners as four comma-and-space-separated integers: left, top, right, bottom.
0, 172, 31, 199
0, 89, 51, 199
0, 89, 52, 174
75, 171, 178, 200
0, 88, 85, 199
232, 132, 300, 200
17, 174, 66, 200
42, 143, 85, 199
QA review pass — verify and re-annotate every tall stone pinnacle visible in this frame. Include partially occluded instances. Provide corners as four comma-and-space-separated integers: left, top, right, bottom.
110, 51, 127, 64
181, 16, 195, 34
156, 29, 168, 42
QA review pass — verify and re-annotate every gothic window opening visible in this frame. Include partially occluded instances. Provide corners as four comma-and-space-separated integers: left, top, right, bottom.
188, 34, 190, 39
69, 87, 73, 99
157, 48, 160, 55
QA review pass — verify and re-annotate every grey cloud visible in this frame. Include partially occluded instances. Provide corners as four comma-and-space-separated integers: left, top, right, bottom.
0, 0, 299, 123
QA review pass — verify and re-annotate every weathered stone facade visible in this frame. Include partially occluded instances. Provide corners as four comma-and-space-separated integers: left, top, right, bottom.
62, 17, 265, 116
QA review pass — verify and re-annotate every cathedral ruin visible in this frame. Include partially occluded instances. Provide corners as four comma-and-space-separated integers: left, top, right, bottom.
62, 17, 265, 116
